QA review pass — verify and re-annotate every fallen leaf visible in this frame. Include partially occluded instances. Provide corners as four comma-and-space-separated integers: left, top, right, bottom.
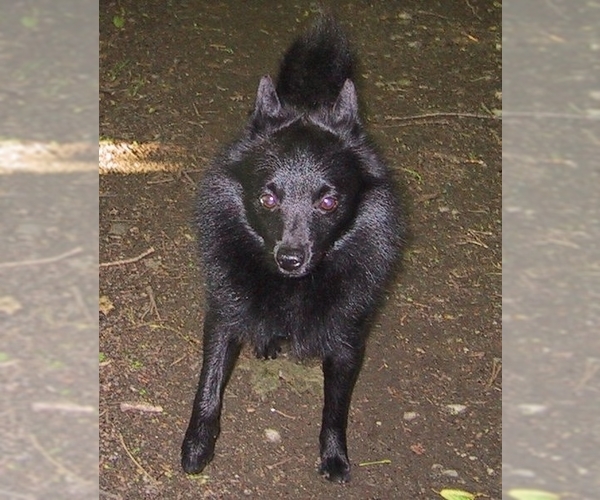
508, 489, 560, 500
439, 489, 475, 500
410, 443, 426, 455
99, 295, 114, 315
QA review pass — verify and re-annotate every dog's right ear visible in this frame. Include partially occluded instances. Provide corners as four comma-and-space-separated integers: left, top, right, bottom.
253, 76, 282, 118
249, 75, 291, 136
332, 79, 359, 125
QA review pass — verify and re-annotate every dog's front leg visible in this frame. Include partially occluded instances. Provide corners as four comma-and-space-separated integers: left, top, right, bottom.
181, 315, 242, 474
319, 346, 365, 483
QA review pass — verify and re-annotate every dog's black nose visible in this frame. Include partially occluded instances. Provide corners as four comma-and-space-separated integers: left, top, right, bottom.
275, 247, 305, 272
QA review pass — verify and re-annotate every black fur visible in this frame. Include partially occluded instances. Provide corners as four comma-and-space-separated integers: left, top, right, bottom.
181, 16, 404, 483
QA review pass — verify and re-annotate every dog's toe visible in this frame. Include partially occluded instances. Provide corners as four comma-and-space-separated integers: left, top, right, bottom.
319, 456, 351, 483
181, 438, 214, 474
181, 423, 218, 474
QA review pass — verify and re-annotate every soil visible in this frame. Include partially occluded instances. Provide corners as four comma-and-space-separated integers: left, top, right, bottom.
99, 2, 501, 499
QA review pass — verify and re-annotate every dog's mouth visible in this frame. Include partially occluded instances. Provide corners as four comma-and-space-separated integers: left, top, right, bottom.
273, 243, 316, 277
278, 267, 310, 278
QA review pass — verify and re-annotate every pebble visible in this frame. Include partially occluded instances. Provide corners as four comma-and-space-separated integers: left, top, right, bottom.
442, 469, 459, 478
264, 428, 281, 443
517, 404, 547, 416
445, 404, 467, 415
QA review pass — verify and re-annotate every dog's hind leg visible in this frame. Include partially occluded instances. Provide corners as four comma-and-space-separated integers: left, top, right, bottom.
181, 314, 242, 474
318, 346, 365, 483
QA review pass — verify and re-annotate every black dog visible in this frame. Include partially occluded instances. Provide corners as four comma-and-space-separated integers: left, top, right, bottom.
182, 16, 404, 483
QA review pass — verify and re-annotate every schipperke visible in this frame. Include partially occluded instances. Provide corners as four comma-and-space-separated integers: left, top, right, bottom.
182, 15, 404, 483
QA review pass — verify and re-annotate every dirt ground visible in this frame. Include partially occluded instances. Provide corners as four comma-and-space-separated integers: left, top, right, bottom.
99, 2, 501, 499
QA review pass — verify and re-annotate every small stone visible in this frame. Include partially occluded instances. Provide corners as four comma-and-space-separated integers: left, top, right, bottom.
510, 469, 536, 478
403, 411, 418, 421
445, 404, 467, 415
517, 404, 547, 416
109, 222, 129, 236
442, 469, 459, 478
264, 428, 281, 443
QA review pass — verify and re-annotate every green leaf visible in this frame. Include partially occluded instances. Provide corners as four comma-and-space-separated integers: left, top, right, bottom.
508, 489, 560, 500
113, 15, 125, 28
439, 489, 475, 500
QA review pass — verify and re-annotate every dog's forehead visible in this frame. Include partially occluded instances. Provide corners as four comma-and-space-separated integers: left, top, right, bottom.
269, 158, 328, 195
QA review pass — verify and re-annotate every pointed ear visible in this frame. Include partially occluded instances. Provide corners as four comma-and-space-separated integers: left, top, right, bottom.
332, 79, 359, 124
254, 75, 282, 118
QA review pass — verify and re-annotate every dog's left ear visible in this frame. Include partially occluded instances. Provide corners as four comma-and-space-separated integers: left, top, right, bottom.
331, 79, 359, 125
254, 75, 282, 119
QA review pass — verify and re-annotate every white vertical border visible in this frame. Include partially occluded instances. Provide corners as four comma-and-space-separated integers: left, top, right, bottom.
0, 0, 99, 497
503, 2, 600, 498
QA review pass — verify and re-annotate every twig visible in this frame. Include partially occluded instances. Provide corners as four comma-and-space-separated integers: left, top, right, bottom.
192, 101, 201, 117
120, 402, 164, 413
458, 229, 490, 249
169, 354, 187, 367
0, 488, 34, 499
145, 285, 162, 321
383, 110, 600, 122
146, 178, 174, 185
385, 112, 498, 122
417, 10, 451, 21
180, 169, 196, 188
485, 358, 502, 389
29, 433, 81, 479
31, 402, 96, 414
575, 358, 599, 391
71, 285, 94, 324
266, 456, 294, 470
117, 431, 159, 484
502, 110, 600, 120
270, 407, 297, 420
0, 359, 19, 368
100, 247, 155, 268
459, 239, 489, 249
0, 247, 83, 269
100, 490, 122, 500
465, 0, 482, 20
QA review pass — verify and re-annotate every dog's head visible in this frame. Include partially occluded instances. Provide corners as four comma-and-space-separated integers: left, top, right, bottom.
236, 125, 366, 278
223, 75, 371, 278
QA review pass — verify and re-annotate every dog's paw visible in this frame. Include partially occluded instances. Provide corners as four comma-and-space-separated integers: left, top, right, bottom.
181, 423, 219, 474
319, 455, 351, 483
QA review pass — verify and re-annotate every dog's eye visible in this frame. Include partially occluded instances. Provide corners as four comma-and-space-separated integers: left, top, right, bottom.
318, 195, 338, 212
259, 192, 279, 209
